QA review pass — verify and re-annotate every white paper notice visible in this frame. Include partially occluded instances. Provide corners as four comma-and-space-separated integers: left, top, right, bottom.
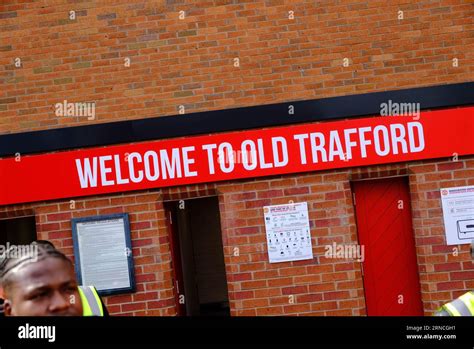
440, 185, 474, 245
264, 202, 313, 263
77, 218, 131, 291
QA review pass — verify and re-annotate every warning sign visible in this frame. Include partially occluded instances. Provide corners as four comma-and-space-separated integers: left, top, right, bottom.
263, 202, 313, 263
440, 185, 474, 245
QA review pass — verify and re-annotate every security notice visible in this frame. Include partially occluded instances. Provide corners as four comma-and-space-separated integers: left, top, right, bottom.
264, 202, 313, 263
440, 185, 474, 245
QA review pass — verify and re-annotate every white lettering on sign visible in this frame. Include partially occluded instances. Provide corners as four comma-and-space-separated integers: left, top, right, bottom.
75, 157, 98, 188
144, 150, 159, 181
343, 128, 358, 160
115, 154, 129, 184
128, 152, 143, 183
74, 121, 426, 190
75, 147, 198, 189
182, 146, 197, 177
4, 105, 472, 207
294, 122, 425, 164
160, 148, 181, 179
99, 155, 114, 186
75, 123, 426, 189
202, 143, 217, 174
272, 136, 288, 167
241, 139, 257, 171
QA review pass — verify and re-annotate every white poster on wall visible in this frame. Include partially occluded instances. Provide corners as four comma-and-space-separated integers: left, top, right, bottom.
263, 202, 313, 263
440, 185, 474, 245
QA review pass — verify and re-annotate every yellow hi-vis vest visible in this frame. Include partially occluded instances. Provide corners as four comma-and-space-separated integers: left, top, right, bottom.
78, 286, 104, 317
436, 291, 474, 316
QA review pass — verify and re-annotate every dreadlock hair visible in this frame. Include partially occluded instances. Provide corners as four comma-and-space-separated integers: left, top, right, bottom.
0, 241, 72, 292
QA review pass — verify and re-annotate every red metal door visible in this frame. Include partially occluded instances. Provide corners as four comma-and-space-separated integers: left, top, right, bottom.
352, 177, 423, 316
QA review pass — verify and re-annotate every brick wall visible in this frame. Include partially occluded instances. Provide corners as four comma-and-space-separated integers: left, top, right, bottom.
409, 158, 474, 313
1, 0, 473, 316
218, 171, 365, 316
1, 0, 473, 133
0, 191, 177, 316
216, 156, 474, 316
1, 155, 472, 315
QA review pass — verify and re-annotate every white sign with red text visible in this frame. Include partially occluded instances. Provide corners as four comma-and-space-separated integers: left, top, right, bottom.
441, 186, 474, 245
264, 202, 313, 263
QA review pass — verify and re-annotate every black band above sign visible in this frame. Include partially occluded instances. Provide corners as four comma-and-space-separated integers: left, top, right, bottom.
1, 82, 473, 157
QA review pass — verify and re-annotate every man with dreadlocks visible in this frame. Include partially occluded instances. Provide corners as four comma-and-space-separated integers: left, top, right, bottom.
0, 241, 105, 316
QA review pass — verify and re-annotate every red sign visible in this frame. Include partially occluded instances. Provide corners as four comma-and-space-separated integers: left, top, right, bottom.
1, 107, 473, 206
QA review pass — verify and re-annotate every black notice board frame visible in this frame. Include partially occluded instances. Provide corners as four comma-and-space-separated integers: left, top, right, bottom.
71, 213, 136, 296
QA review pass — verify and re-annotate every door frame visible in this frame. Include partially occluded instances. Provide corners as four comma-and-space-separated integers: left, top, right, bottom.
164, 202, 186, 316
164, 195, 229, 316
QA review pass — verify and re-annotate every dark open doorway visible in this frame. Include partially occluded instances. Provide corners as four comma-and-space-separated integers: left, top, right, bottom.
0, 216, 37, 247
165, 196, 230, 316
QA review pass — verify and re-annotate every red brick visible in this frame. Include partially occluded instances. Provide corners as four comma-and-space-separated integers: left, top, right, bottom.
230, 192, 257, 201
39, 223, 60, 232
236, 309, 257, 316
432, 245, 456, 254
245, 199, 271, 209
133, 292, 159, 302
311, 301, 338, 311
434, 263, 462, 272
233, 291, 254, 300
323, 291, 350, 301
437, 162, 464, 171
132, 238, 153, 247
135, 273, 156, 283
1, 1, 472, 318
131, 221, 151, 230
325, 191, 345, 200
417, 236, 445, 246
284, 187, 310, 196
47, 230, 70, 239
107, 294, 133, 305
240, 263, 265, 272
437, 281, 465, 291
283, 304, 312, 313
426, 191, 441, 199
257, 190, 284, 199
267, 277, 294, 287
315, 218, 341, 227
256, 306, 284, 316
47, 212, 72, 222
121, 302, 146, 312
241, 280, 267, 289
242, 298, 269, 308
462, 262, 474, 270
235, 226, 260, 235
450, 271, 474, 280
282, 286, 308, 295
147, 299, 175, 309
297, 294, 323, 303
232, 273, 252, 282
